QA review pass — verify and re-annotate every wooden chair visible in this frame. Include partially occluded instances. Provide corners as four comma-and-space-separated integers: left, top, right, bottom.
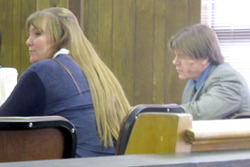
0, 116, 77, 162
115, 104, 185, 155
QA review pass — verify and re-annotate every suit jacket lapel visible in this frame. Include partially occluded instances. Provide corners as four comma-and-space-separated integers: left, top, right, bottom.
192, 65, 217, 101
182, 84, 195, 103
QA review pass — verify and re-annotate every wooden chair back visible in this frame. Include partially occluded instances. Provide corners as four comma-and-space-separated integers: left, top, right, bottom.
0, 116, 77, 162
123, 112, 192, 155
115, 104, 185, 155
231, 112, 250, 119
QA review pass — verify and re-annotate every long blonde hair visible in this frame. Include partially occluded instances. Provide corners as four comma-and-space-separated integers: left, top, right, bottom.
26, 7, 131, 147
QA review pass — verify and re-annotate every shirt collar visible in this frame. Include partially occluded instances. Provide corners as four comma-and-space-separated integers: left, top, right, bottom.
52, 48, 70, 59
187, 64, 213, 91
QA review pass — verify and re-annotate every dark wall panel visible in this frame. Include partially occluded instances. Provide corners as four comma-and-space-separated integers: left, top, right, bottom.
134, 0, 154, 104
153, 0, 166, 104
165, 0, 189, 104
112, 0, 136, 104
0, 0, 13, 67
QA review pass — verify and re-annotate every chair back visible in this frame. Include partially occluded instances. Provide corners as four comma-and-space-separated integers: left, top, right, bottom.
0, 116, 77, 162
115, 104, 185, 155
231, 112, 250, 119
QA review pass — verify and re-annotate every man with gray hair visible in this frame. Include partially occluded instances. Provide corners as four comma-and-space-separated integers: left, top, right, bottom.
169, 24, 250, 120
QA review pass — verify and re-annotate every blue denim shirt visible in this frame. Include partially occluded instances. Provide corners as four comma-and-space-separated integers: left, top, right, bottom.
186, 64, 214, 92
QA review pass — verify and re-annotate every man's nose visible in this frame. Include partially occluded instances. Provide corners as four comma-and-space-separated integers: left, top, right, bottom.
173, 56, 178, 65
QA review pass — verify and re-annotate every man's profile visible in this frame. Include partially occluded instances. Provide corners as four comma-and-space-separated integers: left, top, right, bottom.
169, 24, 250, 120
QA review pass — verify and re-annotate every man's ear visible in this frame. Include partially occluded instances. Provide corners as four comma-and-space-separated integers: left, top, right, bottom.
201, 57, 209, 65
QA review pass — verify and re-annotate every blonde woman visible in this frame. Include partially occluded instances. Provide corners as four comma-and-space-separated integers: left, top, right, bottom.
0, 7, 131, 157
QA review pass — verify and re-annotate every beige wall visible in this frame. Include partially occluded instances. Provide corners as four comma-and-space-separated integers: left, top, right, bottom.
0, 0, 201, 106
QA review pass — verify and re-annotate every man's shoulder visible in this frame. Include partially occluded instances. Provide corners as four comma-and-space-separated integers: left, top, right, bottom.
214, 63, 234, 71
208, 63, 245, 83
210, 63, 238, 76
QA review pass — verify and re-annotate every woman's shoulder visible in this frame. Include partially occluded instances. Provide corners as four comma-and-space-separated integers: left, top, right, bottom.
30, 58, 60, 70
25, 59, 60, 77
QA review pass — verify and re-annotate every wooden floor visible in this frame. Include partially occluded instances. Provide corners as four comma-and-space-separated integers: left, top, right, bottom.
0, 149, 250, 167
